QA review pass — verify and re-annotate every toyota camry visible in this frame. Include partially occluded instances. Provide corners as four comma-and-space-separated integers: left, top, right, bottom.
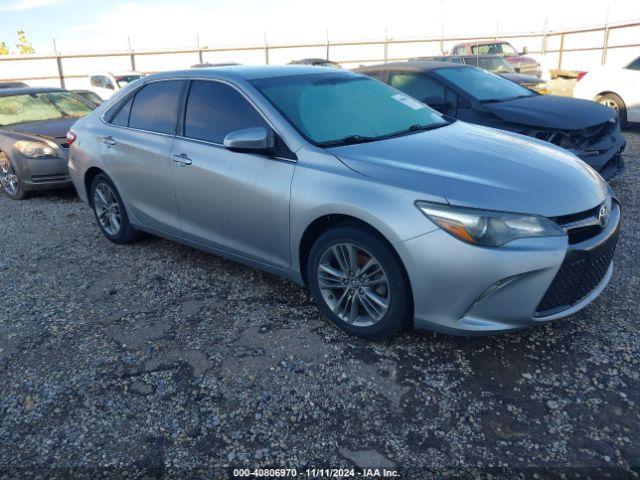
68, 67, 619, 339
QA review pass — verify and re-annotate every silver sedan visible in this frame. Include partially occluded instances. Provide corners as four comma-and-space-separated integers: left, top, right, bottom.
68, 66, 619, 339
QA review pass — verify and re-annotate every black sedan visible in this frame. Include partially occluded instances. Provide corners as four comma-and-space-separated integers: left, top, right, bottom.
414, 55, 547, 93
357, 62, 626, 180
0, 87, 95, 199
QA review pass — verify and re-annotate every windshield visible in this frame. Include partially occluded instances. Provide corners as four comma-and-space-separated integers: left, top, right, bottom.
116, 75, 143, 88
0, 91, 94, 126
471, 43, 518, 56
435, 67, 535, 102
251, 72, 448, 145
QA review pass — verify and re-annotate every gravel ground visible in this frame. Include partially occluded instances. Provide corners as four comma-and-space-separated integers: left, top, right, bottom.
1, 130, 639, 480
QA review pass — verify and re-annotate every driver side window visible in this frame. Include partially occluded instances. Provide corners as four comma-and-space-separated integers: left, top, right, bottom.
183, 80, 269, 144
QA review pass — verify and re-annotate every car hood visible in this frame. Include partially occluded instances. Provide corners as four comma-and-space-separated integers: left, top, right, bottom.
500, 72, 544, 85
485, 95, 616, 130
329, 121, 607, 217
3, 117, 78, 140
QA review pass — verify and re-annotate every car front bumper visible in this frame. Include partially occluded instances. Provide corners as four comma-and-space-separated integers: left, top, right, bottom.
11, 152, 72, 191
396, 202, 620, 335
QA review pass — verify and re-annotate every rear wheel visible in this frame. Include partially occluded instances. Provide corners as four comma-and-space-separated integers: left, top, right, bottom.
596, 93, 628, 128
307, 226, 412, 340
90, 173, 140, 244
0, 152, 27, 200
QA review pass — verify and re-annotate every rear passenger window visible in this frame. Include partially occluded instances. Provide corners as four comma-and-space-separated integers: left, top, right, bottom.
129, 80, 183, 134
110, 97, 133, 127
184, 80, 268, 144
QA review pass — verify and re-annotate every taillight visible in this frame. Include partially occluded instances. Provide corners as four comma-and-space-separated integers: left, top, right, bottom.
66, 131, 77, 146
576, 71, 588, 82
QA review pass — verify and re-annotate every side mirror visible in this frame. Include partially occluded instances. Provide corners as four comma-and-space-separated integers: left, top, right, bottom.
223, 127, 274, 153
521, 46, 529, 55
105, 83, 115, 90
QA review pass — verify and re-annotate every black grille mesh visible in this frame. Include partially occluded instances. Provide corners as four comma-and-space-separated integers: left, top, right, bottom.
536, 235, 618, 315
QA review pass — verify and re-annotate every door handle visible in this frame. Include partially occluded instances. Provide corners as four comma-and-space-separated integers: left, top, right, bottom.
172, 153, 192, 166
101, 136, 116, 146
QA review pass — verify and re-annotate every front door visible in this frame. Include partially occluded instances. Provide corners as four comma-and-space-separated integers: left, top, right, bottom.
170, 80, 295, 269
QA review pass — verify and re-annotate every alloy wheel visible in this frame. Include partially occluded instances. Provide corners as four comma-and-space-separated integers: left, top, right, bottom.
599, 98, 619, 111
317, 243, 390, 327
0, 159, 19, 196
94, 183, 122, 236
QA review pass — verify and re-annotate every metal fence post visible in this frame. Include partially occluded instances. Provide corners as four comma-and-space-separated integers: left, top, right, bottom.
53, 39, 65, 88
557, 33, 565, 70
128, 37, 136, 71
383, 27, 388, 63
196, 34, 203, 64
601, 26, 610, 65
264, 31, 269, 65
325, 29, 330, 60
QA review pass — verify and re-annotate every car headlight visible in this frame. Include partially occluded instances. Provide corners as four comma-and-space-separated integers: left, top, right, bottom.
416, 201, 565, 247
14, 141, 62, 159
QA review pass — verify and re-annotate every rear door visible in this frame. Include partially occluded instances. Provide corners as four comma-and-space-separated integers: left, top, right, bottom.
170, 79, 295, 269
100, 79, 185, 236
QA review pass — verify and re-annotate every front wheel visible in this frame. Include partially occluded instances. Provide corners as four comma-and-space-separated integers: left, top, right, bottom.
0, 152, 27, 200
90, 173, 140, 244
307, 226, 412, 340
596, 93, 628, 128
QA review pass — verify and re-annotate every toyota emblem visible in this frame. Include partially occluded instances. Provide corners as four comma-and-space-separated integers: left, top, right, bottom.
598, 204, 610, 227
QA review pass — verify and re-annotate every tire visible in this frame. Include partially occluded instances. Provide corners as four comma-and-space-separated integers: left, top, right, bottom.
0, 152, 28, 200
596, 93, 628, 128
307, 225, 412, 340
90, 173, 140, 244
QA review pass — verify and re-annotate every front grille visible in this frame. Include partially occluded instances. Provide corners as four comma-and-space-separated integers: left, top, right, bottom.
517, 63, 540, 76
535, 229, 618, 316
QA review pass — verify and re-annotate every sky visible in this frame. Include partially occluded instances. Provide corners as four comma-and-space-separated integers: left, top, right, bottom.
1, 0, 640, 54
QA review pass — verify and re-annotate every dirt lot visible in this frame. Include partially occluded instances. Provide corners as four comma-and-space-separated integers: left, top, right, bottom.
1, 130, 639, 480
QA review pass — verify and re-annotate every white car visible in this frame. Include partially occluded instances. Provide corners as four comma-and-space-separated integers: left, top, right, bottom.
573, 56, 640, 127
88, 71, 145, 100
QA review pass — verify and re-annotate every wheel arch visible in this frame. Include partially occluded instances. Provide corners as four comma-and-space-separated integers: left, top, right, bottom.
84, 166, 106, 206
595, 90, 626, 106
298, 213, 409, 288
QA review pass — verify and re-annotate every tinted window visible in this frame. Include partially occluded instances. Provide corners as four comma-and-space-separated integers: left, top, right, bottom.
184, 80, 269, 144
110, 96, 133, 126
129, 80, 183, 134
389, 72, 446, 101
627, 57, 640, 71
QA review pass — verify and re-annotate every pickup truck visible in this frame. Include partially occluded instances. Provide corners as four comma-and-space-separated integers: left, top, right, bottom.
450, 41, 541, 77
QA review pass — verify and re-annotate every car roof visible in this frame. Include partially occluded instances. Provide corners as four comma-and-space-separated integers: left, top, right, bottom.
356, 61, 469, 73
140, 65, 352, 82
0, 86, 66, 97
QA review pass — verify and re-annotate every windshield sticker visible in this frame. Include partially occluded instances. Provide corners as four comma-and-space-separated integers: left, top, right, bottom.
391, 94, 426, 110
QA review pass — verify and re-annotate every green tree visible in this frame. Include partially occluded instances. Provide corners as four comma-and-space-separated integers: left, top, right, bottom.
0, 42, 9, 55
16, 30, 35, 54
